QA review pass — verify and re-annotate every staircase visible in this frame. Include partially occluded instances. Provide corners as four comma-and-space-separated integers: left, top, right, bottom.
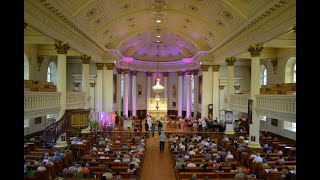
41, 113, 70, 147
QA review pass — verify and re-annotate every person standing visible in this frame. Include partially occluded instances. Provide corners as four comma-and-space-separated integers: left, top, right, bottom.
151, 125, 155, 138
158, 121, 163, 136
159, 132, 167, 152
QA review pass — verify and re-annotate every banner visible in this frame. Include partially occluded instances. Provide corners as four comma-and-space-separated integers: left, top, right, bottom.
248, 99, 253, 124
225, 110, 233, 124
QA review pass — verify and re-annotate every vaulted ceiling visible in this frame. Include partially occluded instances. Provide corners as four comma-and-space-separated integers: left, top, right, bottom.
25, 0, 296, 66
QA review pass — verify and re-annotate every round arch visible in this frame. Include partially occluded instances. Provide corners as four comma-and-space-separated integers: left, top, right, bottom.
24, 54, 30, 80
47, 61, 57, 85
285, 57, 296, 83
260, 64, 267, 86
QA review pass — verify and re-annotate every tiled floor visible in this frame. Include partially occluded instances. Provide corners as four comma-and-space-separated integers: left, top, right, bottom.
141, 134, 176, 180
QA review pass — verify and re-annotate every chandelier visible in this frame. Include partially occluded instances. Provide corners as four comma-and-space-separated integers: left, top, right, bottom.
152, 21, 164, 95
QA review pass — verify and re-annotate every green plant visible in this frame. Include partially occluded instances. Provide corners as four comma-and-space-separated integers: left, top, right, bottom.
90, 120, 99, 130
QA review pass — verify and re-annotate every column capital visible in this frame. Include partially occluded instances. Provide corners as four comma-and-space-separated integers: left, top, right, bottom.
147, 72, 152, 76
90, 82, 96, 87
163, 72, 168, 77
96, 63, 104, 70
186, 69, 193, 75
178, 71, 184, 76
225, 57, 237, 66
117, 68, 123, 74
124, 69, 129, 74
105, 63, 114, 70
54, 41, 70, 54
219, 85, 225, 90
81, 55, 91, 64
132, 71, 138, 76
201, 65, 210, 71
193, 69, 198, 75
248, 44, 264, 57
212, 65, 220, 72
234, 85, 241, 90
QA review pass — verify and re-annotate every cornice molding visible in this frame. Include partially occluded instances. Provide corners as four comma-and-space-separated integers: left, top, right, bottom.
24, 0, 104, 61
210, 0, 295, 63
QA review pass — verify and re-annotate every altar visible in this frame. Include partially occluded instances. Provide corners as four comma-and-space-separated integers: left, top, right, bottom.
147, 98, 167, 119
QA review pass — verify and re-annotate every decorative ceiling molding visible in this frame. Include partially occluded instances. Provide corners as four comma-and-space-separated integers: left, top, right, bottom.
25, 0, 104, 61
211, 0, 295, 63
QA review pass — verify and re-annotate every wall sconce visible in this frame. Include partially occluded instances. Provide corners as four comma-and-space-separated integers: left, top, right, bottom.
271, 58, 278, 74
37, 55, 44, 71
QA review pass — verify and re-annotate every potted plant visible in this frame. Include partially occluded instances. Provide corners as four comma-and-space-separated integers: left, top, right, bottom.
90, 120, 99, 132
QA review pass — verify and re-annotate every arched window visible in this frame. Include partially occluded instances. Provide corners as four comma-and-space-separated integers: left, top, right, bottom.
260, 65, 267, 86
285, 57, 296, 83
47, 62, 57, 85
24, 54, 30, 80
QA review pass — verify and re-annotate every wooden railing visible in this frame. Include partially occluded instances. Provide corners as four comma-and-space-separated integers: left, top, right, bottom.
41, 113, 70, 146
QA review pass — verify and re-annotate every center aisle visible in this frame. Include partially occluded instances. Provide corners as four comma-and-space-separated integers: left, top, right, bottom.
141, 133, 176, 180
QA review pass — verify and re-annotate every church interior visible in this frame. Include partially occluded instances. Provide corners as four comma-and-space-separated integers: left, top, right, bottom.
24, 0, 296, 179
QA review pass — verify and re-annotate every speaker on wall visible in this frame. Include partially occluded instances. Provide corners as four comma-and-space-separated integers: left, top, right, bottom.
208, 104, 213, 117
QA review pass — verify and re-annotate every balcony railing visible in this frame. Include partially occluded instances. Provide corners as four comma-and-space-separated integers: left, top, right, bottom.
24, 92, 61, 119
256, 94, 296, 122
230, 94, 250, 113
67, 92, 86, 109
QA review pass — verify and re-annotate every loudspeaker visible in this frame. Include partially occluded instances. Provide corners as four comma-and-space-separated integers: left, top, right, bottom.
208, 104, 213, 117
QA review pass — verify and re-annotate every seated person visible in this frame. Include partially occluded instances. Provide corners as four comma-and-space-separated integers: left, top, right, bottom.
214, 165, 224, 172
37, 162, 46, 171
230, 164, 238, 172
52, 151, 62, 162
127, 163, 136, 172
234, 168, 245, 178
34, 158, 40, 167
129, 170, 139, 179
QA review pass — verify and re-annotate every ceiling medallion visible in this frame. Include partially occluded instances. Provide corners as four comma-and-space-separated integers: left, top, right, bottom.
223, 10, 233, 20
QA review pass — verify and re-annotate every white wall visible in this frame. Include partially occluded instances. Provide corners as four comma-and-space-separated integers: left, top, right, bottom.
136, 72, 147, 110
260, 118, 296, 140
24, 116, 47, 136
167, 72, 178, 110
261, 48, 296, 85
219, 65, 251, 93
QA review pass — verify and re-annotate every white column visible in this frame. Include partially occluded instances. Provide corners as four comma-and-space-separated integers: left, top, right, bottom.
89, 82, 95, 109
248, 45, 264, 148
193, 70, 199, 118
186, 70, 192, 118
103, 63, 114, 113
132, 71, 137, 117
219, 85, 225, 120
54, 42, 70, 120
116, 69, 122, 116
123, 69, 129, 117
163, 72, 168, 98
146, 72, 152, 115
178, 71, 184, 117
212, 65, 220, 120
95, 63, 104, 112
225, 57, 236, 134
201, 65, 213, 119
81, 55, 90, 109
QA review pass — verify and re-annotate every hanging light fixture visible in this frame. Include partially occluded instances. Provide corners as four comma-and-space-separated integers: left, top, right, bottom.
152, 23, 164, 95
